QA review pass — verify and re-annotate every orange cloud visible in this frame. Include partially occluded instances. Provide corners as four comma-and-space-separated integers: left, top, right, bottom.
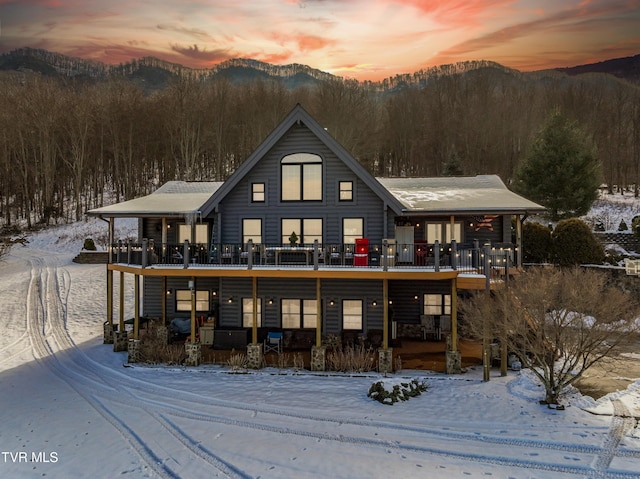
394, 0, 517, 26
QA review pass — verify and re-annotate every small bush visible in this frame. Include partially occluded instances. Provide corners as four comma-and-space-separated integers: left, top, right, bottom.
618, 219, 628, 231
327, 345, 376, 373
368, 378, 428, 405
83, 238, 97, 250
227, 352, 248, 372
551, 218, 604, 266
137, 322, 186, 365
522, 222, 552, 263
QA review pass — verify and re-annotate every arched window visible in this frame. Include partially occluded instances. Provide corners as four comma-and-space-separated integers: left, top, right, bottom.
281, 153, 322, 201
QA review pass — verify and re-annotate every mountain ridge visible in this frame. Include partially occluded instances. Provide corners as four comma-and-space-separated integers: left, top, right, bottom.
1, 47, 638, 92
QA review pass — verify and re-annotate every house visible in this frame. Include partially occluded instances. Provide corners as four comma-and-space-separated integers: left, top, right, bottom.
88, 104, 545, 372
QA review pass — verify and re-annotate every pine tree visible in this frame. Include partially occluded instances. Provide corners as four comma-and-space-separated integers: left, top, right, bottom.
513, 110, 601, 221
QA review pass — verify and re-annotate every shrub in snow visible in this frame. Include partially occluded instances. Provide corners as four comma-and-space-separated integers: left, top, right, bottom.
551, 218, 604, 266
618, 219, 628, 231
368, 378, 428, 405
83, 238, 97, 250
522, 221, 552, 263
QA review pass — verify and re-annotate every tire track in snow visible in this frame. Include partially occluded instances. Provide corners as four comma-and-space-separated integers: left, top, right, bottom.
592, 399, 637, 475
23, 256, 239, 478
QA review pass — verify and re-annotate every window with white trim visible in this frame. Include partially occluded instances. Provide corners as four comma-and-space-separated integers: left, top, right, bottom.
281, 153, 322, 201
342, 299, 363, 330
242, 298, 262, 327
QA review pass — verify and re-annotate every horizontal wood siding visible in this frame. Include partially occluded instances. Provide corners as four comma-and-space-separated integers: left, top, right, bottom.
143, 276, 220, 319
388, 279, 452, 326
217, 123, 386, 245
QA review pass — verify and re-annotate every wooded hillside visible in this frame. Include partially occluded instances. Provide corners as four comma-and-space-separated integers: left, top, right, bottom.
1, 61, 638, 228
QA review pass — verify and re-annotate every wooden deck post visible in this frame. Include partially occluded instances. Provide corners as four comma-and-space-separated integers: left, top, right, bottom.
451, 279, 458, 352
316, 278, 322, 347
134, 274, 140, 340
382, 278, 389, 349
107, 269, 113, 326
252, 276, 258, 344
119, 271, 125, 333
189, 278, 196, 341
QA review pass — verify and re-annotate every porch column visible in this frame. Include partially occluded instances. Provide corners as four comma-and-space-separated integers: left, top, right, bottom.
161, 276, 167, 326
107, 269, 113, 325
311, 278, 325, 371
378, 277, 393, 373
515, 215, 523, 268
252, 276, 258, 344
161, 217, 167, 263
446, 279, 462, 374
190, 277, 196, 341
382, 278, 389, 349
133, 274, 140, 340
315, 278, 322, 347
119, 271, 125, 332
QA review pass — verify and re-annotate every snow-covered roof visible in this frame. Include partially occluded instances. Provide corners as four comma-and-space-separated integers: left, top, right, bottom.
87, 181, 223, 218
376, 175, 545, 215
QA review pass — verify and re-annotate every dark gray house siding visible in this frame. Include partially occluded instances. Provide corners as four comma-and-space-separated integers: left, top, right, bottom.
215, 123, 387, 245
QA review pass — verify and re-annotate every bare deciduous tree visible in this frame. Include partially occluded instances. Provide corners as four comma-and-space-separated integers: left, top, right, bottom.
460, 267, 639, 404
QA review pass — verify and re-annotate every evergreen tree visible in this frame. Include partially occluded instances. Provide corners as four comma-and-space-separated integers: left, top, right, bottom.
442, 149, 463, 176
513, 111, 601, 221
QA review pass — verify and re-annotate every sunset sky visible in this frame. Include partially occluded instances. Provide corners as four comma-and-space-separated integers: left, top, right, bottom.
1, 0, 639, 81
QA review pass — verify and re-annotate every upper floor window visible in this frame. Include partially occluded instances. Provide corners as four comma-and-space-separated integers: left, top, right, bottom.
178, 223, 208, 244
281, 218, 323, 245
252, 182, 265, 202
281, 153, 322, 201
425, 222, 463, 243
242, 218, 262, 244
343, 217, 363, 244
339, 181, 353, 201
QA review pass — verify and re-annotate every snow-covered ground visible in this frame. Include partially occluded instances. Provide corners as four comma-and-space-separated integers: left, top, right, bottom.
1, 218, 640, 478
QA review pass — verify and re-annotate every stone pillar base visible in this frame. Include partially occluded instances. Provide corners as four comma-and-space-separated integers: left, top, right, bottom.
378, 347, 394, 374
113, 331, 128, 352
156, 325, 169, 344
446, 350, 462, 374
246, 343, 263, 369
185, 341, 201, 366
103, 321, 115, 344
311, 345, 326, 371
127, 339, 140, 363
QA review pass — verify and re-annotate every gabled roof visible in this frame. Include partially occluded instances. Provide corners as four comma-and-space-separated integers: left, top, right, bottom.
87, 181, 223, 218
199, 103, 406, 216
377, 175, 545, 215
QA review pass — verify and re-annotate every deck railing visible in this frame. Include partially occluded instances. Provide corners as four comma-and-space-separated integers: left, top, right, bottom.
110, 239, 514, 274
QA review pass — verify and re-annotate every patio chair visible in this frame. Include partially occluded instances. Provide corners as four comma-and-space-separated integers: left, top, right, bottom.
264, 331, 283, 354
